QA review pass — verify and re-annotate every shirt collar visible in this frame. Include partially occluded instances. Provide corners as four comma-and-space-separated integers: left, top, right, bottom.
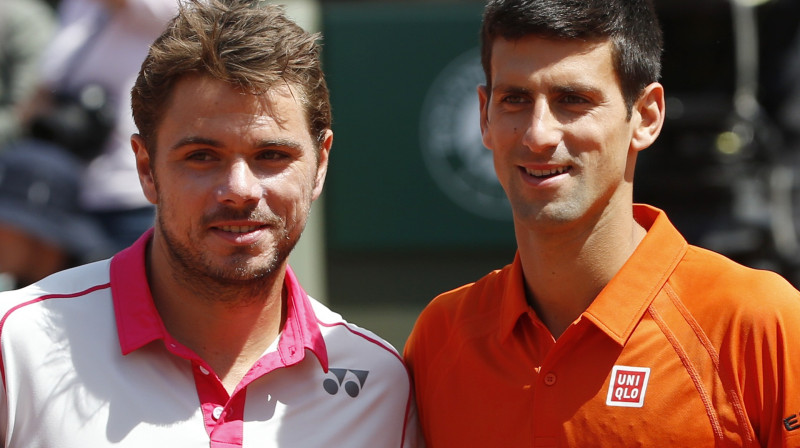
582, 204, 688, 345
499, 252, 533, 341
110, 229, 328, 371
498, 205, 687, 344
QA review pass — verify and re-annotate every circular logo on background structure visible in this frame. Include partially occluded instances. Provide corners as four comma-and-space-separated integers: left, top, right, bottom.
419, 47, 511, 221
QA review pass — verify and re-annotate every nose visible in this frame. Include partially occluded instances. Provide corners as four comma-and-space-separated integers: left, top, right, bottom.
217, 158, 263, 206
522, 100, 561, 153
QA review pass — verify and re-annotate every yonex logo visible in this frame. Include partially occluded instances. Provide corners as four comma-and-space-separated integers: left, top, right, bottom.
606, 365, 650, 408
323, 368, 369, 397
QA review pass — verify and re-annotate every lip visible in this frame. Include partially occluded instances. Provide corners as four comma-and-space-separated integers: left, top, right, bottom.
209, 221, 272, 245
519, 164, 571, 185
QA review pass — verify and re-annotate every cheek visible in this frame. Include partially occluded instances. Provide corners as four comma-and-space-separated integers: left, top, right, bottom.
483, 113, 523, 149
263, 174, 308, 210
279, 164, 320, 196
158, 169, 209, 200
565, 121, 620, 154
153, 176, 202, 224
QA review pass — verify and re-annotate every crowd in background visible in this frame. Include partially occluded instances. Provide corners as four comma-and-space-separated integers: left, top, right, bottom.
2, 0, 800, 293
0, 0, 177, 290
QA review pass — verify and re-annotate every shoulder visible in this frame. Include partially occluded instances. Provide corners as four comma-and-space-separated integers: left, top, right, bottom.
415, 263, 512, 328
309, 298, 407, 374
307, 299, 421, 445
668, 245, 800, 342
667, 246, 800, 442
404, 264, 512, 366
419, 264, 512, 325
673, 245, 800, 310
0, 260, 112, 324
0, 261, 113, 381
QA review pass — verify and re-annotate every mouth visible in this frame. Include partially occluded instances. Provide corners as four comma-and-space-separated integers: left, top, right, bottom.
524, 166, 570, 179
205, 209, 282, 239
217, 225, 264, 233
209, 222, 273, 246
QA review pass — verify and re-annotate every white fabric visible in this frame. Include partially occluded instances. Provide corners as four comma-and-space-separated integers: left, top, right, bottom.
0, 259, 420, 447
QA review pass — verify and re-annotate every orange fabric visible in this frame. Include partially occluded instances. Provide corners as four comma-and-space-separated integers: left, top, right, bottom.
404, 205, 800, 447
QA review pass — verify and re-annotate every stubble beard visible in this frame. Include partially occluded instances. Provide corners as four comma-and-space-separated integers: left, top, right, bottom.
157, 208, 304, 305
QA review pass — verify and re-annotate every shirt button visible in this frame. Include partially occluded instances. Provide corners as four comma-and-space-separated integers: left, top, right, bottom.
198, 365, 210, 375
544, 372, 557, 386
212, 406, 224, 420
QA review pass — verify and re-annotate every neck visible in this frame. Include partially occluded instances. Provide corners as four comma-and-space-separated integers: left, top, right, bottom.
146, 237, 286, 394
517, 205, 646, 339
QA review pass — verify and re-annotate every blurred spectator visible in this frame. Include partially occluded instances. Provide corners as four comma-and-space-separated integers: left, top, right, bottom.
0, 139, 112, 291
0, 0, 56, 147
776, 21, 800, 150
24, 0, 177, 251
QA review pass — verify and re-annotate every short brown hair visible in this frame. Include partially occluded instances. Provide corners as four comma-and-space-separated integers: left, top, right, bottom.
481, 0, 663, 116
131, 0, 331, 151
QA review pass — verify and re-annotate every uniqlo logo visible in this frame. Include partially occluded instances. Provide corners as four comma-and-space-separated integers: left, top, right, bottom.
606, 365, 650, 408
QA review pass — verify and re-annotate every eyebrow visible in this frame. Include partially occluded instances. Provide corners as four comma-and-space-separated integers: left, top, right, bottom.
170, 136, 222, 152
169, 136, 305, 152
492, 82, 602, 97
492, 84, 531, 96
551, 83, 602, 97
255, 138, 305, 151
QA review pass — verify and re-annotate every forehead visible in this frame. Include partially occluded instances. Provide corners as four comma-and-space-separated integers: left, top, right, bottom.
156, 75, 313, 148
490, 36, 617, 86
167, 75, 305, 120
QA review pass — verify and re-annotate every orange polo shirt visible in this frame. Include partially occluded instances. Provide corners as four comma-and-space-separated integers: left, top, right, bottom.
404, 205, 800, 447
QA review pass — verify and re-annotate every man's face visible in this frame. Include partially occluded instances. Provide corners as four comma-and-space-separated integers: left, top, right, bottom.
479, 36, 644, 231
135, 75, 330, 285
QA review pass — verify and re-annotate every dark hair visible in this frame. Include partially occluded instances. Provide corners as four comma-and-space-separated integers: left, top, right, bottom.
480, 0, 663, 114
131, 0, 331, 151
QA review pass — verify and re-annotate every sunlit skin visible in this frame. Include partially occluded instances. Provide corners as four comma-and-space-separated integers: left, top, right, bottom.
479, 36, 664, 337
131, 74, 331, 391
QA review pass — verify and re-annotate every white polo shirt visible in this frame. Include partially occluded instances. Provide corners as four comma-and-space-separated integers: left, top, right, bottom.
0, 231, 421, 447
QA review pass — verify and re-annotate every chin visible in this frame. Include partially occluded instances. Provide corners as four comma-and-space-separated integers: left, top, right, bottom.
210, 253, 283, 281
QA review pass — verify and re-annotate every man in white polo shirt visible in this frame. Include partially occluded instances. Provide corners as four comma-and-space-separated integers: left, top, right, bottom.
0, 1, 420, 446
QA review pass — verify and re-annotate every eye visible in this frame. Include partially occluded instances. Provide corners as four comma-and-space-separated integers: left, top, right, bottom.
560, 94, 590, 105
257, 149, 290, 161
186, 150, 216, 161
500, 94, 528, 105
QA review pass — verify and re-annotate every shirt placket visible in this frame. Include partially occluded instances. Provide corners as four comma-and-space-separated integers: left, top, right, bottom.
530, 316, 587, 448
193, 359, 248, 448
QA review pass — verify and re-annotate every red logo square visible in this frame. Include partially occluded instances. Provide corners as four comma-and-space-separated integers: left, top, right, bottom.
606, 365, 650, 408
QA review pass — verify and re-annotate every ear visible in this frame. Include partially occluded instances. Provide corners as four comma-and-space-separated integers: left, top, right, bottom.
312, 129, 333, 202
131, 134, 158, 205
630, 82, 665, 153
477, 84, 492, 149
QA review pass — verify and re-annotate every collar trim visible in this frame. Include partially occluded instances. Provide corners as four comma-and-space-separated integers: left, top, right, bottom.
583, 204, 688, 345
110, 229, 328, 370
497, 205, 688, 344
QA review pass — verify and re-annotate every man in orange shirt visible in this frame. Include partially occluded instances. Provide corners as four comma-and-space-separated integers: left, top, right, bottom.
404, 0, 800, 446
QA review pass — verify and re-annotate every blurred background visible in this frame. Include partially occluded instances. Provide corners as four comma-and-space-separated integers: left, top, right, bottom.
2, 0, 800, 349
318, 0, 800, 348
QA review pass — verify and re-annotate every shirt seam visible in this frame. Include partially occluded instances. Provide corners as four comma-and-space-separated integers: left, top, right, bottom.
0, 283, 111, 387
